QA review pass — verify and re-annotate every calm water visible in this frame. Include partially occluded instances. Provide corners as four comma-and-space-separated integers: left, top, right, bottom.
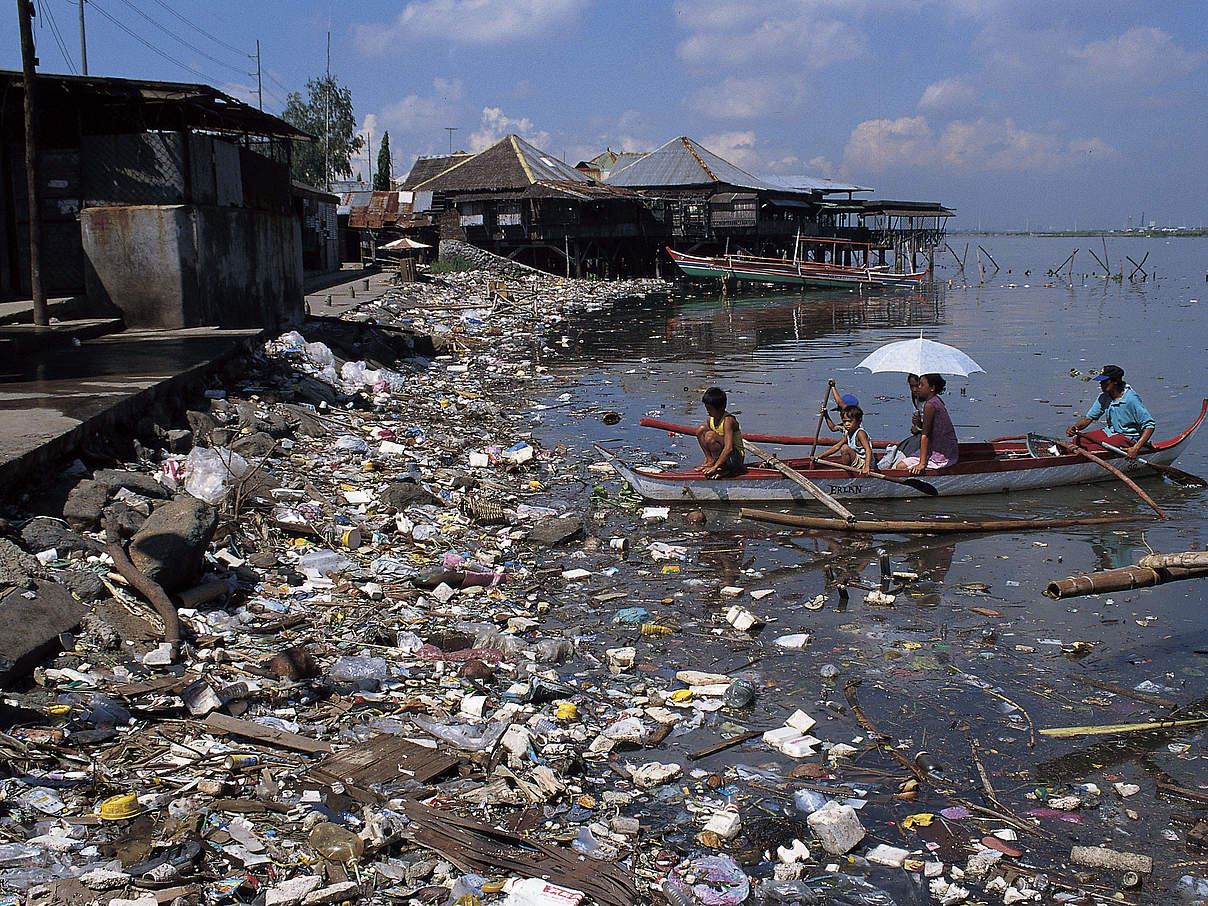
535, 236, 1208, 900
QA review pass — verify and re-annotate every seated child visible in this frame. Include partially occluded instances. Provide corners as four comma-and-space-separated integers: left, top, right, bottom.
696, 387, 744, 478
817, 405, 873, 475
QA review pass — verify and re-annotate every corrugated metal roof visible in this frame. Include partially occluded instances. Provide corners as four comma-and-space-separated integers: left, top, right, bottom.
762, 174, 871, 194
604, 136, 773, 191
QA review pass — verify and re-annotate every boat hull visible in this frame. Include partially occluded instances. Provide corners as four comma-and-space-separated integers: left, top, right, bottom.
597, 403, 1206, 504
667, 247, 928, 290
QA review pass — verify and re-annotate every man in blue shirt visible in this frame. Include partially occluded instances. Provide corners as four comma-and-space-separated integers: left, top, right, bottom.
1066, 364, 1155, 459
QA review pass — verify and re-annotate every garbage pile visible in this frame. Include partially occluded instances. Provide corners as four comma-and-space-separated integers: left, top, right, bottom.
1, 258, 1205, 906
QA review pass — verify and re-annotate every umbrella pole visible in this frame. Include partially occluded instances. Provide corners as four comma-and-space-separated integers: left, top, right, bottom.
809, 380, 836, 460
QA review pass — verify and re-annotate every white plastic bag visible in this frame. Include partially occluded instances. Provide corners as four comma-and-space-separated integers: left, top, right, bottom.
183, 447, 249, 504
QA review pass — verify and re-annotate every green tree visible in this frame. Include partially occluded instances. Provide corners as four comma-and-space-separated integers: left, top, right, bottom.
374, 132, 392, 191
282, 75, 365, 189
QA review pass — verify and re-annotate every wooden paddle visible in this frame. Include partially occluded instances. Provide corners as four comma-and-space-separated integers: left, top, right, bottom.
808, 380, 837, 460
812, 456, 940, 497
1075, 433, 1207, 488
743, 440, 856, 523
1032, 434, 1167, 519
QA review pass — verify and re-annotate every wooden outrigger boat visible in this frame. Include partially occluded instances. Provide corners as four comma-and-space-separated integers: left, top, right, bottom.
596, 403, 1207, 505
666, 235, 929, 291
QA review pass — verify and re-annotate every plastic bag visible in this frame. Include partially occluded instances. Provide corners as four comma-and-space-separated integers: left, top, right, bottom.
184, 446, 249, 504
410, 716, 508, 752
328, 655, 389, 687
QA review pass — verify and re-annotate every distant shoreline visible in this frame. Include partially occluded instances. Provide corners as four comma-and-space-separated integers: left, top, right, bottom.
950, 229, 1208, 238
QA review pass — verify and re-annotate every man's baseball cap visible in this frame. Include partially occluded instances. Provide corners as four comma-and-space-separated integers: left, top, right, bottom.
1092, 365, 1124, 383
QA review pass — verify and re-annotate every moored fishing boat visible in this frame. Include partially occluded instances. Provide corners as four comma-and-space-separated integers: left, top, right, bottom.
597, 402, 1206, 505
666, 236, 929, 291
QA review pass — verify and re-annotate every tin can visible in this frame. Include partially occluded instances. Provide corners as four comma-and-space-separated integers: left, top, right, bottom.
327, 526, 362, 549
609, 537, 629, 552
226, 754, 260, 770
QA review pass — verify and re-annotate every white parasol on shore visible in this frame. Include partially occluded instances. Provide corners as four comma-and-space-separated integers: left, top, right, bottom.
856, 337, 984, 376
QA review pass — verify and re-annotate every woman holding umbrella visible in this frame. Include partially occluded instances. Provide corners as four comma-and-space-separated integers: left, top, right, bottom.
900, 373, 959, 474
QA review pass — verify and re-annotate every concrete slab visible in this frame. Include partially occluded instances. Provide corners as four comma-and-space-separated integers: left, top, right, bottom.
0, 326, 262, 497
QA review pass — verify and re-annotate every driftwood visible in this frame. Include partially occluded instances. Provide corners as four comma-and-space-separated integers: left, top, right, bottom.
105, 531, 180, 657
741, 507, 1144, 535
1045, 562, 1208, 599
1039, 717, 1208, 739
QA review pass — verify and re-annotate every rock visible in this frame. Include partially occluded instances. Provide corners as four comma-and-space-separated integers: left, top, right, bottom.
0, 537, 49, 591
264, 875, 322, 906
20, 516, 99, 555
92, 469, 171, 500
52, 568, 106, 602
526, 516, 584, 547
301, 881, 360, 906
102, 501, 149, 539
164, 429, 194, 453
128, 496, 218, 593
380, 480, 440, 511
210, 428, 234, 447
81, 867, 130, 890
230, 431, 278, 459
0, 580, 87, 686
62, 479, 110, 530
186, 410, 217, 444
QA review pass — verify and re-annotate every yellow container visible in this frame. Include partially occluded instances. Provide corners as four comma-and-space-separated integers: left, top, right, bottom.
99, 793, 143, 821
555, 702, 578, 721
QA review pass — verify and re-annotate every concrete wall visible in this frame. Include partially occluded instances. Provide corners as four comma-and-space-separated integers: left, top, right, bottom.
81, 204, 303, 330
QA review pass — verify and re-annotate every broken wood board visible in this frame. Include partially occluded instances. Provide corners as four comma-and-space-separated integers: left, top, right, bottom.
393, 800, 636, 906
310, 734, 461, 802
203, 712, 331, 754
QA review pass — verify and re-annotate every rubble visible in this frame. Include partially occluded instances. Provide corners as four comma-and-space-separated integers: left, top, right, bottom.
0, 250, 1203, 906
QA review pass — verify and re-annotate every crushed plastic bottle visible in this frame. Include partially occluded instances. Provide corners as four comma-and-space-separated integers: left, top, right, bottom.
722, 678, 756, 708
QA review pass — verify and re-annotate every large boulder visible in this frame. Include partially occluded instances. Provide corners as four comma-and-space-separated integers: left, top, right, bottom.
128, 496, 218, 593
0, 580, 86, 688
62, 479, 109, 530
92, 469, 171, 500
21, 516, 100, 555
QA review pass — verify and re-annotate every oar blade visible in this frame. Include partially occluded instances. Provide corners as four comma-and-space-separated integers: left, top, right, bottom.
902, 477, 940, 496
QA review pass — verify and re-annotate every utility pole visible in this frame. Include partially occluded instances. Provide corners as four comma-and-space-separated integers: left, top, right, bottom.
18, 0, 48, 327
77, 0, 87, 75
254, 39, 262, 110
323, 31, 330, 191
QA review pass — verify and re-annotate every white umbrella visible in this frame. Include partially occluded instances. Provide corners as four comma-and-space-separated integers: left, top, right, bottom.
856, 338, 984, 376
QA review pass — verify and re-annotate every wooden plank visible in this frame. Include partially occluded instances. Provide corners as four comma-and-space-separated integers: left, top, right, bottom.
203, 713, 332, 754
311, 734, 460, 789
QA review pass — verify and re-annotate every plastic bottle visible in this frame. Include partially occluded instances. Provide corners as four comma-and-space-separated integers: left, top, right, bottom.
722, 678, 756, 708
307, 821, 363, 862
792, 788, 828, 815
878, 548, 891, 592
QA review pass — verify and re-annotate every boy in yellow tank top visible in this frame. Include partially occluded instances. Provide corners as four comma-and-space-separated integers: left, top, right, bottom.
695, 387, 744, 478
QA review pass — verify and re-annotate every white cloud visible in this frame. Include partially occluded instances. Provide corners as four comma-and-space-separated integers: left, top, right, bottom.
808, 155, 837, 179
689, 76, 808, 119
353, 0, 588, 50
469, 107, 551, 152
1060, 27, 1205, 91
673, 0, 867, 68
918, 77, 977, 112
374, 78, 465, 137
842, 115, 1117, 174
699, 131, 759, 169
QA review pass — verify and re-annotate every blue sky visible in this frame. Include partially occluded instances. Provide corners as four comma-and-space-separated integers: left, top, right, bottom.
6, 0, 1206, 230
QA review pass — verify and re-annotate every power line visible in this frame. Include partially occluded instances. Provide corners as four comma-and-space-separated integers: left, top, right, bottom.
145, 0, 249, 58
108, 0, 253, 76
40, 1, 78, 74
85, 0, 217, 82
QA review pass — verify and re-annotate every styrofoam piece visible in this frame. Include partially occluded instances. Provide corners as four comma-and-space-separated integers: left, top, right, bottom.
807, 801, 866, 854
867, 843, 911, 867
785, 709, 816, 733
763, 727, 798, 747
704, 807, 742, 839
779, 737, 819, 758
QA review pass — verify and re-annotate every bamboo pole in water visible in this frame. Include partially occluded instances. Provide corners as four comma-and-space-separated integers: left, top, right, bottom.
1044, 563, 1208, 599
740, 507, 1144, 535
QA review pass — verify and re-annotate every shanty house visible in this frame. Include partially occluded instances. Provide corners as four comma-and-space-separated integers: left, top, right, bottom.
407, 135, 657, 276
0, 71, 309, 329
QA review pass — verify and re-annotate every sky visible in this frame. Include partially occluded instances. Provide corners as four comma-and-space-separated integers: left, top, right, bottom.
5, 0, 1206, 230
